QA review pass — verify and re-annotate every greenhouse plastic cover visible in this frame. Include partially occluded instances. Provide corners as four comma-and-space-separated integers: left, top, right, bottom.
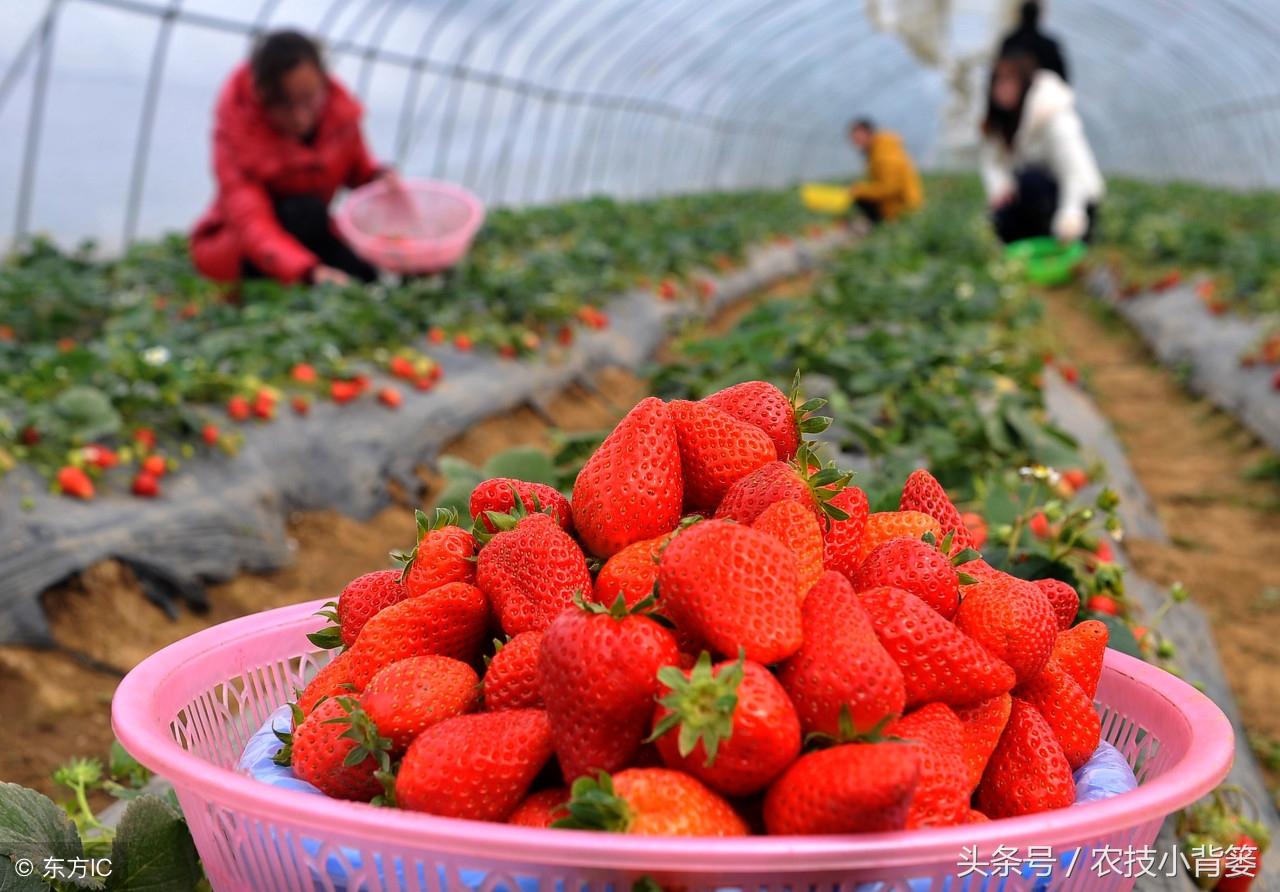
5, 0, 1277, 255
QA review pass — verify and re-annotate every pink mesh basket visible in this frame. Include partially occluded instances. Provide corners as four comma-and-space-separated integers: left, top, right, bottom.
334, 178, 484, 273
112, 598, 1233, 892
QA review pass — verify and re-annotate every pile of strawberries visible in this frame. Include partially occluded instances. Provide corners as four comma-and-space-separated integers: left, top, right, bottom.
276, 380, 1110, 837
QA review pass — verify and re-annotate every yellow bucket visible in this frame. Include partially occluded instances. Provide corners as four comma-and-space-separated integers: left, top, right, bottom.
801, 183, 851, 215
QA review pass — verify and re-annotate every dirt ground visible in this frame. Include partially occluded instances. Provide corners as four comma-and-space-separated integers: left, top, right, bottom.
1042, 288, 1280, 772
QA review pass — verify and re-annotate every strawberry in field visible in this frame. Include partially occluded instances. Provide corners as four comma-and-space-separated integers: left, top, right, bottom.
821, 485, 870, 578
477, 511, 592, 635
395, 508, 476, 597
752, 499, 825, 594
140, 454, 167, 477
470, 478, 573, 534
651, 652, 801, 797
291, 395, 310, 416
954, 694, 1012, 791
779, 571, 905, 737
296, 651, 358, 716
291, 362, 318, 383
56, 466, 94, 500
1014, 657, 1101, 770
714, 449, 851, 526
594, 534, 667, 610
954, 573, 1057, 685
854, 511, 943, 567
899, 468, 973, 551
347, 582, 489, 688
555, 769, 747, 836
507, 788, 569, 827
763, 742, 918, 835
1035, 578, 1081, 631
976, 699, 1075, 819
360, 655, 479, 752
131, 472, 160, 498
853, 536, 962, 619
572, 397, 683, 558
482, 631, 544, 711
284, 697, 387, 802
1087, 593, 1119, 615
858, 586, 1016, 708
378, 386, 403, 409
395, 709, 553, 821
327, 569, 409, 649
887, 703, 970, 828
1050, 620, 1109, 699
540, 596, 678, 781
658, 518, 802, 663
700, 380, 806, 461
203, 423, 220, 445
83, 444, 119, 470
960, 511, 988, 549
668, 399, 776, 512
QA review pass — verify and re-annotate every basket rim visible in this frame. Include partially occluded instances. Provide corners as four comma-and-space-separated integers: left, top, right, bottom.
112, 597, 1234, 872
334, 177, 486, 245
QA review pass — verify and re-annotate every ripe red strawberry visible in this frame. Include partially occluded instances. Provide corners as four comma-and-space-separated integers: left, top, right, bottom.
657, 279, 677, 300
333, 569, 409, 649
359, 655, 479, 750
389, 355, 415, 379
887, 704, 970, 828
822, 485, 870, 577
539, 597, 678, 781
899, 469, 973, 550
397, 508, 477, 597
954, 574, 1057, 684
287, 697, 385, 801
1086, 593, 1119, 615
714, 453, 849, 526
1050, 620, 1109, 699
594, 534, 667, 610
854, 512, 943, 566
202, 424, 220, 445
961, 511, 988, 549
555, 768, 747, 836
477, 512, 592, 636
668, 399, 776, 512
330, 380, 360, 404
954, 694, 1012, 791
651, 653, 801, 797
1015, 657, 1101, 770
291, 395, 310, 415
470, 478, 573, 534
253, 389, 276, 419
347, 582, 489, 688
227, 395, 251, 420
763, 742, 919, 835
1061, 468, 1089, 491
658, 519, 802, 663
427, 326, 446, 345
1035, 578, 1081, 631
141, 454, 167, 478
291, 362, 318, 383
853, 537, 960, 619
296, 651, 357, 716
700, 380, 800, 460
858, 586, 1016, 708
976, 699, 1075, 818
133, 427, 157, 451
378, 386, 402, 408
752, 499, 824, 594
453, 333, 473, 351
83, 444, 119, 469
1217, 835, 1261, 891
483, 631, 544, 711
572, 397, 683, 558
131, 472, 160, 498
395, 709, 553, 820
56, 466, 94, 500
779, 571, 905, 737
507, 787, 569, 827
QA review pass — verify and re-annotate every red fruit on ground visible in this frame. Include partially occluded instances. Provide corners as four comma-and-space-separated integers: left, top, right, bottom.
668, 399, 776, 512
253, 390, 276, 419
954, 694, 1013, 792
1087, 594, 1120, 616
378, 387, 402, 408
700, 380, 800, 460
427, 326, 446, 345
134, 427, 157, 450
141, 454, 167, 478
477, 512, 593, 636
1014, 657, 1102, 770
752, 499, 825, 594
822, 485, 871, 578
571, 397, 683, 558
470, 478, 573, 534
202, 424, 220, 446
56, 466, 94, 500
227, 396, 251, 420
359, 655, 479, 752
954, 573, 1057, 685
83, 445, 119, 469
291, 395, 310, 415
975, 700, 1075, 819
961, 511, 988, 549
888, 703, 970, 828
330, 380, 360, 404
1035, 578, 1081, 631
389, 356, 415, 379
853, 537, 960, 619
763, 742, 919, 835
453, 333, 473, 351
291, 363, 317, 383
482, 631, 544, 711
1060, 364, 1080, 384
854, 511, 943, 567
131, 472, 160, 498
898, 468, 973, 551
1050, 620, 1109, 699
289, 698, 383, 801
657, 279, 677, 300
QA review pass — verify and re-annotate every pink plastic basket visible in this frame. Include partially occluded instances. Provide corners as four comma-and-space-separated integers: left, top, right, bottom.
112, 598, 1233, 892
334, 178, 485, 273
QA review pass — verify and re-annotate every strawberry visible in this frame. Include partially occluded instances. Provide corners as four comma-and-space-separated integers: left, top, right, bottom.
395, 709, 553, 820
658, 519, 802, 663
594, 534, 667, 610
83, 444, 119, 469
332, 569, 409, 649
453, 333, 473, 351
763, 742, 918, 835
1050, 620, 1109, 699
297, 652, 358, 716
853, 536, 960, 619
396, 508, 477, 597
1061, 468, 1089, 491
651, 653, 801, 796
389, 356, 415, 379
714, 451, 850, 526
470, 478, 573, 534
668, 399, 776, 512
1086, 593, 1119, 615
555, 769, 747, 836
954, 573, 1057, 685
141, 454, 167, 478
227, 396, 251, 420
330, 379, 361, 404
954, 694, 1012, 791
477, 511, 592, 635
1014, 657, 1101, 770
1029, 511, 1052, 539
286, 697, 386, 801
346, 582, 489, 688
539, 596, 679, 780
858, 586, 1016, 707
291, 395, 310, 415
700, 379, 819, 461
1217, 835, 1261, 891
752, 499, 824, 594
961, 511, 988, 549
571, 397, 683, 558
821, 485, 870, 578
131, 472, 160, 498
133, 427, 156, 451
378, 386, 402, 408
975, 699, 1075, 818
657, 279, 678, 300
1035, 578, 1080, 631
253, 389, 276, 419
887, 703, 970, 828
56, 466, 94, 500
507, 788, 569, 827
291, 362, 317, 383
899, 468, 973, 550
427, 326, 446, 345
779, 571, 905, 737
483, 631, 544, 711
854, 512, 943, 566
360, 655, 479, 752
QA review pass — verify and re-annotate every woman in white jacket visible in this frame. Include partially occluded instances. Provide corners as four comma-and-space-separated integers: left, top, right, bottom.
981, 51, 1104, 244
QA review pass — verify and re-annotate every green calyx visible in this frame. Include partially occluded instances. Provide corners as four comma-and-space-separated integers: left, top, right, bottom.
793, 442, 854, 523
573, 590, 664, 622
647, 650, 742, 766
803, 706, 898, 750
270, 701, 308, 766
469, 483, 557, 545
306, 600, 344, 650
324, 696, 394, 776
393, 507, 462, 582
789, 369, 834, 438
922, 529, 982, 568
551, 771, 633, 832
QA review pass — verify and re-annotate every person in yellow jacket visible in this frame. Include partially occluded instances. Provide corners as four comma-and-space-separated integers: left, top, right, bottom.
848, 118, 924, 223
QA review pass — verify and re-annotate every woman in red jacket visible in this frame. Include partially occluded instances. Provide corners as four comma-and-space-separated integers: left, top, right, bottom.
190, 31, 390, 286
